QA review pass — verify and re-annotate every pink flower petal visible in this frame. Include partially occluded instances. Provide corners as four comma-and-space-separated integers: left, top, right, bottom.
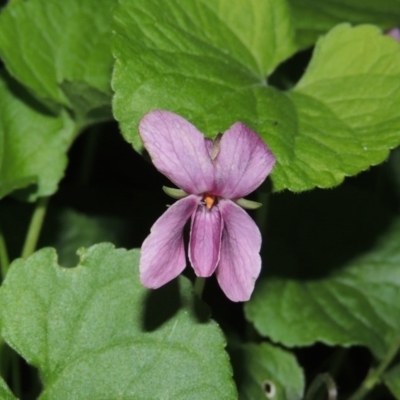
214, 122, 276, 199
140, 195, 199, 288
215, 200, 262, 302
139, 111, 214, 194
189, 204, 223, 277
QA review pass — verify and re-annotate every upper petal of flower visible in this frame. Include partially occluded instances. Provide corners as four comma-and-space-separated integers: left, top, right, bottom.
215, 200, 262, 302
213, 122, 276, 199
140, 195, 199, 288
139, 111, 214, 194
189, 204, 223, 277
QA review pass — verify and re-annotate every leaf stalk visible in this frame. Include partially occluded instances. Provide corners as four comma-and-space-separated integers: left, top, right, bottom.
21, 196, 49, 259
349, 336, 400, 400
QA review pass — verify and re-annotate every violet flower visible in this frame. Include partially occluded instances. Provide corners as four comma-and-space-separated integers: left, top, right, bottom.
139, 111, 276, 302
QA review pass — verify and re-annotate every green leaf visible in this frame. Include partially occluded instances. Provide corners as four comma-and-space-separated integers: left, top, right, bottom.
279, 24, 400, 191
113, 2, 400, 192
384, 363, 400, 399
0, 376, 16, 400
0, 244, 237, 399
231, 343, 304, 400
245, 217, 400, 359
112, 0, 296, 149
0, 0, 115, 122
0, 71, 76, 201
287, 0, 400, 48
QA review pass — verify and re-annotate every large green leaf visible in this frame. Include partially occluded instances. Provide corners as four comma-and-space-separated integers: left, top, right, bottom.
231, 343, 304, 400
245, 218, 400, 360
113, 1, 400, 192
112, 0, 296, 149
0, 244, 237, 399
287, 0, 400, 48
0, 71, 76, 201
0, 0, 115, 123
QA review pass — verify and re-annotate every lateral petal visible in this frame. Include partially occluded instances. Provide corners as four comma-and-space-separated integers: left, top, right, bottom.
139, 111, 214, 194
214, 122, 275, 199
140, 195, 199, 288
216, 200, 262, 302
189, 204, 223, 277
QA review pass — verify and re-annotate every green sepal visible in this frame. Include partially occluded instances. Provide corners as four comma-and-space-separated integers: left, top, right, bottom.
235, 198, 262, 210
162, 186, 189, 199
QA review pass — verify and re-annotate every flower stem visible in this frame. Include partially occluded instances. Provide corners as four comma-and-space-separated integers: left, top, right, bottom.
349, 336, 400, 400
0, 221, 10, 281
21, 196, 49, 259
194, 277, 206, 298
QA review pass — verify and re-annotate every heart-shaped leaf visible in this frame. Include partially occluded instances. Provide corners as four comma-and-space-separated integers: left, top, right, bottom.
113, 0, 400, 192
112, 0, 296, 151
245, 218, 400, 360
0, 244, 237, 399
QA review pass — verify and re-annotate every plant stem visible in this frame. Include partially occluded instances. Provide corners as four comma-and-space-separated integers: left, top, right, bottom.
194, 277, 206, 298
21, 196, 49, 259
0, 222, 10, 280
349, 336, 400, 400
12, 196, 50, 395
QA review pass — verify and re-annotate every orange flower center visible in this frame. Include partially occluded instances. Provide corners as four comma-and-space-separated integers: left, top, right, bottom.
203, 193, 216, 210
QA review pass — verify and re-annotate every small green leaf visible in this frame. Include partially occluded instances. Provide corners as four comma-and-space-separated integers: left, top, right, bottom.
231, 343, 304, 400
0, 244, 237, 399
0, 0, 115, 121
0, 376, 16, 400
384, 363, 400, 399
0, 71, 76, 201
113, 2, 400, 192
287, 0, 400, 48
245, 218, 400, 359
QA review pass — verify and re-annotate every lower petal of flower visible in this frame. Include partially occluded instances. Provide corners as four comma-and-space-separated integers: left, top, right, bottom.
189, 204, 223, 277
140, 195, 199, 288
215, 199, 262, 302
